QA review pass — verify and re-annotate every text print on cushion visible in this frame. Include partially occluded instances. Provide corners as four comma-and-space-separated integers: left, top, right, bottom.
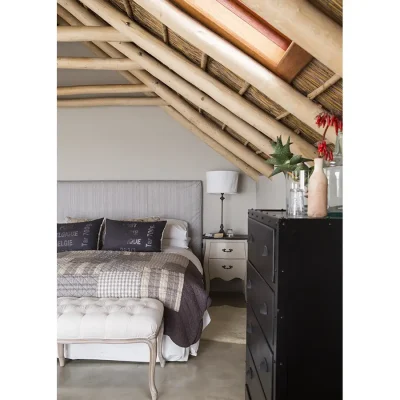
102, 219, 167, 252
57, 218, 104, 253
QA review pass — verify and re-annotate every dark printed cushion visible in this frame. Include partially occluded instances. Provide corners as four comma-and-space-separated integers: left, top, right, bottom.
102, 219, 167, 252
57, 218, 104, 253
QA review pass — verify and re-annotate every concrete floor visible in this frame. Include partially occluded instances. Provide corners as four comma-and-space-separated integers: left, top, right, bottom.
58, 292, 246, 400
58, 340, 245, 400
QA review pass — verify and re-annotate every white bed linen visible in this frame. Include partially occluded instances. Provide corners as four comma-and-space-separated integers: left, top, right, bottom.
64, 246, 210, 362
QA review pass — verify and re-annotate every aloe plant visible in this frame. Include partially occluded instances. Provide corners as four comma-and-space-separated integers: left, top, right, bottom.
266, 136, 312, 178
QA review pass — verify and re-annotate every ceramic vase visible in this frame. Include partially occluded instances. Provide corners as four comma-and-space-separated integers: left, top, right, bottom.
307, 158, 328, 218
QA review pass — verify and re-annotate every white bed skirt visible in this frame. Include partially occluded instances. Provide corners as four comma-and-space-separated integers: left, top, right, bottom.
64, 310, 211, 363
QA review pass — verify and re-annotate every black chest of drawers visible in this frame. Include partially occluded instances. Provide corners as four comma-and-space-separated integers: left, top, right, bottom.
246, 210, 342, 400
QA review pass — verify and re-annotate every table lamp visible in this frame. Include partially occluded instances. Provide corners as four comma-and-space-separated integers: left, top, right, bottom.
206, 171, 239, 235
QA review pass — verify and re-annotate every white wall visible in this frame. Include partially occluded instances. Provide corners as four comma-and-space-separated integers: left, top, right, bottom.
256, 175, 286, 210
58, 107, 256, 234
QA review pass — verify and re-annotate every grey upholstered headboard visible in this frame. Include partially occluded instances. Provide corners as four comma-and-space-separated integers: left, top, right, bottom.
57, 180, 203, 259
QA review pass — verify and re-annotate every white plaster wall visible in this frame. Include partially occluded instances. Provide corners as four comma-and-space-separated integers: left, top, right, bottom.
256, 175, 286, 210
57, 106, 256, 234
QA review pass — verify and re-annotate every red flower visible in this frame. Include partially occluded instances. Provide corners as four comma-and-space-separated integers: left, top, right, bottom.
315, 112, 343, 136
317, 141, 333, 161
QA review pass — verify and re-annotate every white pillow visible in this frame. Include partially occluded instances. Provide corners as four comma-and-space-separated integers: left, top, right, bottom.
162, 238, 191, 249
162, 219, 189, 240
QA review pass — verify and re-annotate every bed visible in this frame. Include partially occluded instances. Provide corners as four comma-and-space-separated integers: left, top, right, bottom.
57, 180, 210, 362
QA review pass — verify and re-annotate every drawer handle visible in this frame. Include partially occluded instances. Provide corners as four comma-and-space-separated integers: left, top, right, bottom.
247, 279, 252, 289
246, 367, 254, 379
259, 302, 268, 316
262, 245, 269, 257
222, 248, 233, 253
222, 265, 233, 269
260, 358, 269, 373
260, 303, 268, 315
246, 323, 253, 334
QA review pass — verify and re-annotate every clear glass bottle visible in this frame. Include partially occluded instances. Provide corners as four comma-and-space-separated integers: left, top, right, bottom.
285, 169, 309, 217
324, 131, 343, 215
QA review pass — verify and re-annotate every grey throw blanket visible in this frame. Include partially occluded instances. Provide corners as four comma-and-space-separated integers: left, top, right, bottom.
57, 250, 211, 347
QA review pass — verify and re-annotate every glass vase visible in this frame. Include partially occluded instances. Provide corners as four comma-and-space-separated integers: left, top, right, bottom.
285, 170, 309, 217
324, 132, 343, 215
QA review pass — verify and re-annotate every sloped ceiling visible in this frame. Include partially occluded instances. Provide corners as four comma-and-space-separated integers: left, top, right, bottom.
57, 0, 343, 180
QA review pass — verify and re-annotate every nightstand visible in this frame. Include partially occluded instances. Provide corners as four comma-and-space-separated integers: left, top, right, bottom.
202, 235, 248, 295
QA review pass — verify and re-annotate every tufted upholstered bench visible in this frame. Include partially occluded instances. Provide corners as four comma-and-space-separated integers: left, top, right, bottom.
57, 297, 165, 400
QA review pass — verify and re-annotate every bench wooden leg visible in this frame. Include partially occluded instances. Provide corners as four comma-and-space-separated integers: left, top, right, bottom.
147, 338, 158, 400
157, 322, 166, 368
58, 343, 65, 367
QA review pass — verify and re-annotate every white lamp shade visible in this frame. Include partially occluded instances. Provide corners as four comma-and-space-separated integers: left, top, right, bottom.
206, 171, 239, 194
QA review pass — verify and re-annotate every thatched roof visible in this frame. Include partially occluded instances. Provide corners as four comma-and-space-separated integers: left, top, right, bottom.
57, 0, 343, 180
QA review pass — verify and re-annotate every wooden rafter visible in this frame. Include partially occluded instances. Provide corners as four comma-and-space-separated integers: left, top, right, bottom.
57, 84, 152, 96
130, 0, 335, 143
57, 26, 128, 42
57, 0, 273, 178
57, 56, 141, 70
57, 6, 143, 86
58, 97, 166, 107
221, 81, 250, 130
163, 106, 260, 181
73, 0, 317, 158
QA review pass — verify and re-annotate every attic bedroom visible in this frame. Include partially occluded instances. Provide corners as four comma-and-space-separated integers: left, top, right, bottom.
56, 1, 343, 399
6, 1, 400, 400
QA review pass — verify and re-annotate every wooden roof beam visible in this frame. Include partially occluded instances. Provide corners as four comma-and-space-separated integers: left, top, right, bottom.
58, 26, 128, 42
58, 97, 166, 107
163, 106, 260, 181
131, 0, 335, 143
57, 0, 273, 178
57, 5, 144, 87
221, 81, 250, 130
71, 0, 317, 158
239, 0, 342, 76
57, 56, 142, 70
57, 84, 152, 96
58, 14, 114, 59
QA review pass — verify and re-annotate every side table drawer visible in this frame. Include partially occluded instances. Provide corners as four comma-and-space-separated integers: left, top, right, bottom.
209, 259, 246, 280
209, 242, 246, 259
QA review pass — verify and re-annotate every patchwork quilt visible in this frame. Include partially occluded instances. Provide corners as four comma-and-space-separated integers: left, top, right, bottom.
57, 250, 211, 347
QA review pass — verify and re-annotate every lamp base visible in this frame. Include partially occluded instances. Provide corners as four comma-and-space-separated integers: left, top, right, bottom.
218, 193, 226, 236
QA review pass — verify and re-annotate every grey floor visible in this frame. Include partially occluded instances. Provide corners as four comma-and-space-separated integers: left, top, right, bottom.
58, 293, 246, 400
